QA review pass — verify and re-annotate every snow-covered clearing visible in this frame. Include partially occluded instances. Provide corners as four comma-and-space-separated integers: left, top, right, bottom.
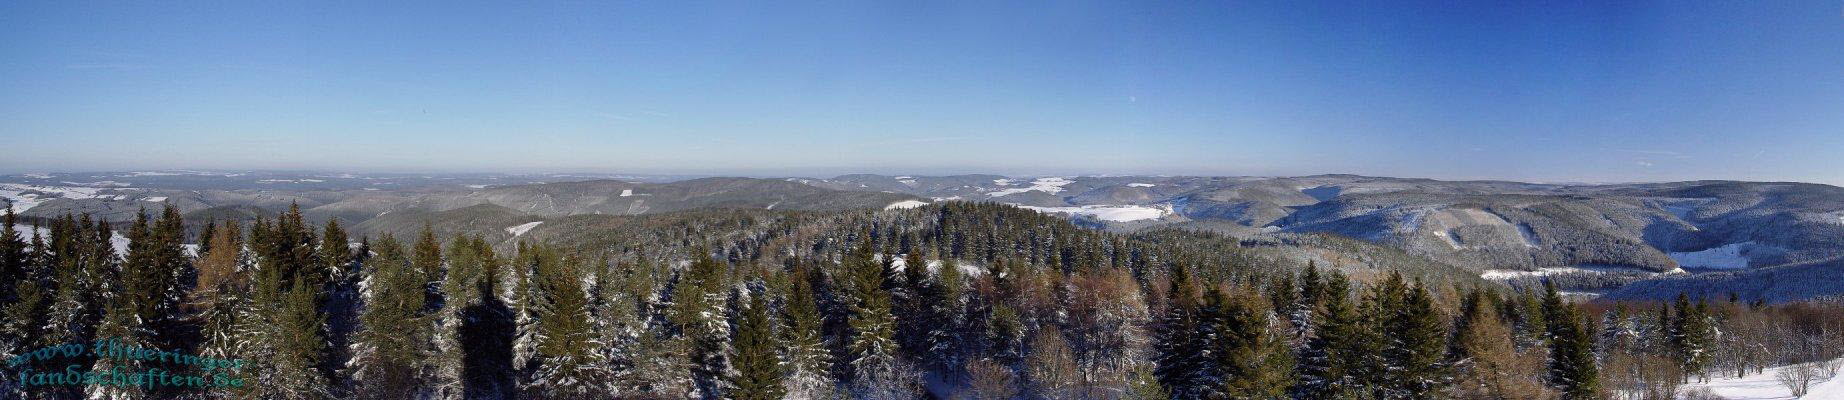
884, 200, 929, 210
987, 177, 1073, 197
1681, 359, 1844, 399
1670, 242, 1756, 269
466, 184, 489, 189
143, 196, 167, 203
620, 189, 634, 197
1127, 183, 1156, 187
1479, 265, 1671, 281
0, 183, 120, 212
505, 221, 543, 237
1016, 204, 1169, 222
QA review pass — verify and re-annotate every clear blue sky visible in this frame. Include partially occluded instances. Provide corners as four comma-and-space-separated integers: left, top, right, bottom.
3, 2, 1842, 184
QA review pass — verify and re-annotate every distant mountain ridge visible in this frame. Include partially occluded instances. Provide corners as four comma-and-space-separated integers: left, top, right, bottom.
6, 171, 1843, 300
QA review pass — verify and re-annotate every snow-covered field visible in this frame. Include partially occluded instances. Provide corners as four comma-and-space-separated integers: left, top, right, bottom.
1016, 204, 1169, 222
1670, 242, 1756, 269
0, 183, 120, 213
987, 177, 1073, 197
884, 200, 929, 210
504, 221, 543, 237
1479, 265, 1677, 281
1681, 359, 1844, 399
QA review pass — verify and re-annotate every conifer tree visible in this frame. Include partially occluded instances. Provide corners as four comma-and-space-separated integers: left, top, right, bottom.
1543, 283, 1598, 399
1152, 264, 1202, 397
1204, 286, 1294, 398
844, 239, 910, 397
922, 257, 969, 375
0, 207, 24, 306
729, 291, 785, 400
414, 223, 445, 312
781, 265, 838, 399
190, 221, 248, 391
1669, 293, 1714, 383
347, 235, 432, 398
1451, 293, 1551, 399
672, 251, 735, 398
268, 279, 334, 399
318, 219, 363, 393
1372, 273, 1449, 397
526, 253, 612, 397
1297, 269, 1373, 398
87, 211, 163, 399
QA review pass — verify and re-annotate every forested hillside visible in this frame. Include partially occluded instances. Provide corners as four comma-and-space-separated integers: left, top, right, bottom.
0, 204, 1839, 399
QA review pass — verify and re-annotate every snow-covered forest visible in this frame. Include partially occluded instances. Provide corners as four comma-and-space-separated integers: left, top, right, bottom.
0, 203, 1840, 399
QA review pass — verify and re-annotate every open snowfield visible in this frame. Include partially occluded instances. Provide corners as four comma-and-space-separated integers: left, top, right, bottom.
987, 177, 1073, 197
1479, 265, 1678, 281
1670, 242, 1757, 269
884, 200, 929, 210
1681, 359, 1844, 399
1017, 204, 1169, 222
0, 183, 119, 213
504, 221, 543, 237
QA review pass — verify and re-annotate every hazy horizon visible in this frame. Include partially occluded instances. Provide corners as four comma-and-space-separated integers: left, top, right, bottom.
6, 2, 1843, 185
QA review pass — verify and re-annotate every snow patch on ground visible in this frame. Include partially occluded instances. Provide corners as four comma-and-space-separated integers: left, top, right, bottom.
466, 184, 489, 189
884, 200, 929, 210
987, 177, 1074, 197
883, 255, 985, 277
1127, 183, 1156, 187
1016, 204, 1169, 222
143, 196, 167, 203
1681, 358, 1844, 399
619, 189, 634, 197
505, 221, 543, 237
1670, 242, 1755, 269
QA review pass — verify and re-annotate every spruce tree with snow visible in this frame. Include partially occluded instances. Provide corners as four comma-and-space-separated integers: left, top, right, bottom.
431, 236, 481, 399
1543, 283, 1598, 399
843, 239, 913, 397
921, 257, 969, 375
781, 265, 839, 399
0, 207, 25, 309
1203, 286, 1295, 398
318, 219, 366, 394
1296, 269, 1372, 399
894, 247, 929, 363
347, 235, 433, 398
671, 251, 736, 398
1669, 293, 1715, 383
414, 223, 446, 313
188, 221, 251, 397
264, 279, 335, 400
525, 252, 613, 398
600, 258, 657, 396
1152, 264, 1202, 397
86, 211, 163, 399
729, 289, 786, 400
1369, 273, 1450, 397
